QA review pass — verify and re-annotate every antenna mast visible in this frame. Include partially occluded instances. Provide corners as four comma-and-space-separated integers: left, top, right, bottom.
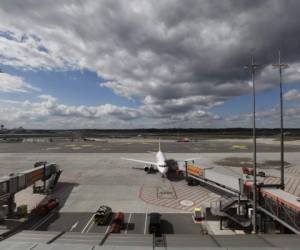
244, 55, 260, 234
273, 51, 288, 190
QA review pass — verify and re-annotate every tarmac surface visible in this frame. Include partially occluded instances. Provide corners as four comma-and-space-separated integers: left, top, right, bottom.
11, 153, 222, 214
0, 138, 300, 236
24, 212, 203, 235
0, 138, 300, 153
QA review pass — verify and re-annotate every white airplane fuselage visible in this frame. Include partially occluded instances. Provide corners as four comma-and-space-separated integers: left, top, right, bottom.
123, 139, 202, 178
155, 150, 168, 176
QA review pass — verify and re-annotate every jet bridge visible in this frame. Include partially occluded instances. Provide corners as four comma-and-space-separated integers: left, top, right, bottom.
186, 163, 300, 234
0, 162, 62, 217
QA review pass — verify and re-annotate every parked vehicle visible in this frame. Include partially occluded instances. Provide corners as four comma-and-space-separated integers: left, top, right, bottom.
149, 213, 162, 236
94, 205, 112, 225
31, 198, 59, 216
193, 207, 204, 222
110, 212, 124, 233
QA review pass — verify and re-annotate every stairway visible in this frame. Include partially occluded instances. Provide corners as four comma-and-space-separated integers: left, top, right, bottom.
210, 197, 251, 228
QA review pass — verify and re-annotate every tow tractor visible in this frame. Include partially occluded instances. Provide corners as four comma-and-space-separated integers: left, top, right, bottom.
193, 207, 204, 224
94, 205, 112, 225
192, 207, 209, 234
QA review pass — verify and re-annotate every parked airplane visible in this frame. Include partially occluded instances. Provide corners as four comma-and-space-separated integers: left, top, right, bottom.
122, 139, 201, 177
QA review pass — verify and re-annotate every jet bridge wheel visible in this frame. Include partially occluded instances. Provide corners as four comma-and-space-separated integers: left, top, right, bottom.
187, 177, 198, 186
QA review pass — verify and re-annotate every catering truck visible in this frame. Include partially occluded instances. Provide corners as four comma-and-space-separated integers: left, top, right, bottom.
186, 164, 244, 195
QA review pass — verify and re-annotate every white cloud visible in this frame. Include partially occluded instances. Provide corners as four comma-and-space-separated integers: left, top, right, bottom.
0, 73, 40, 92
224, 104, 300, 128
1, 1, 300, 127
23, 95, 141, 120
0, 94, 224, 129
0, 2, 298, 93
284, 89, 300, 102
142, 95, 224, 118
1, 92, 300, 128
0, 95, 142, 129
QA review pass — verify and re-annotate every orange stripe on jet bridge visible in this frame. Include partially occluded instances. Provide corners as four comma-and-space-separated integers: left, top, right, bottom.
261, 189, 300, 212
187, 165, 204, 177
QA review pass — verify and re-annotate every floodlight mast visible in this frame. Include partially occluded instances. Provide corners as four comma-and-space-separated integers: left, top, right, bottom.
273, 51, 288, 190
244, 55, 260, 234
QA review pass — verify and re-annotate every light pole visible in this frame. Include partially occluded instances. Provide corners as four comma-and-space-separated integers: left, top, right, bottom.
244, 55, 260, 234
273, 51, 288, 190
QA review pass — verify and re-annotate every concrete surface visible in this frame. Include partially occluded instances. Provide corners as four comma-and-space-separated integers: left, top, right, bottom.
23, 212, 203, 235
0, 138, 300, 153
0, 138, 299, 238
10, 153, 221, 214
3, 231, 300, 249
6, 151, 300, 214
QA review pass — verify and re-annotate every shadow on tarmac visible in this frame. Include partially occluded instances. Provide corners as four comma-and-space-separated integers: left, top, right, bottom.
24, 182, 79, 231
161, 219, 174, 234
52, 182, 79, 209
166, 171, 185, 182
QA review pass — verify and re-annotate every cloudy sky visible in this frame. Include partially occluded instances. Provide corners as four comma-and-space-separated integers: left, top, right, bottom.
0, 0, 299, 129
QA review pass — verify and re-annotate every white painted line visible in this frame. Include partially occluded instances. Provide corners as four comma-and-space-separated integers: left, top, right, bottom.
86, 217, 95, 233
81, 214, 94, 233
32, 213, 55, 230
104, 216, 114, 235
144, 211, 148, 235
70, 220, 79, 232
29, 243, 39, 250
124, 213, 132, 234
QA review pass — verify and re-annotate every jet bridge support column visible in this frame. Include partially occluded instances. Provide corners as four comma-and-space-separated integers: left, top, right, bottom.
238, 194, 241, 216
43, 162, 46, 191
7, 194, 16, 217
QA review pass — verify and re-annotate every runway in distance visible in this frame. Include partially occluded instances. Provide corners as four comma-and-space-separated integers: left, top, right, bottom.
122, 139, 201, 177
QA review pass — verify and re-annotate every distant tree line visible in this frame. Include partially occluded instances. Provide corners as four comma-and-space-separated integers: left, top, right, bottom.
1, 128, 300, 138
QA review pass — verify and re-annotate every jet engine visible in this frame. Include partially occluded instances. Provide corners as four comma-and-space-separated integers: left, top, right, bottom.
144, 165, 155, 173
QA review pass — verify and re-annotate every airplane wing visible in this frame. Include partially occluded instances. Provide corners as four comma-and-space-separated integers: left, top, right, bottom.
122, 158, 158, 166
177, 157, 203, 163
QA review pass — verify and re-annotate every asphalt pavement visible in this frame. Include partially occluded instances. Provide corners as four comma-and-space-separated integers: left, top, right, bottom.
0, 139, 299, 153
24, 212, 203, 235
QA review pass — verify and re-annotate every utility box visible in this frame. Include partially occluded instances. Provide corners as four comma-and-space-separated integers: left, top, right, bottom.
0, 205, 8, 220
17, 204, 28, 217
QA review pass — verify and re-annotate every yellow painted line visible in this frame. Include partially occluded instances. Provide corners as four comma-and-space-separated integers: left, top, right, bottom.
46, 147, 61, 150
72, 147, 82, 150
231, 144, 247, 150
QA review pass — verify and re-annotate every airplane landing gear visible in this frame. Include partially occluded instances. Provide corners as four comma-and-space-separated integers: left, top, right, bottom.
144, 165, 155, 174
